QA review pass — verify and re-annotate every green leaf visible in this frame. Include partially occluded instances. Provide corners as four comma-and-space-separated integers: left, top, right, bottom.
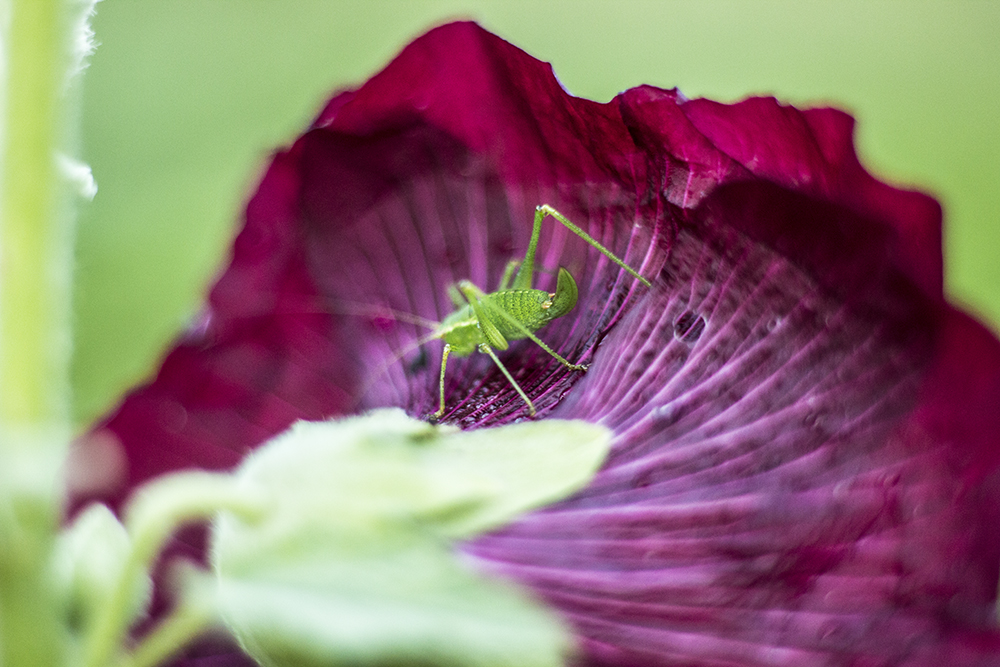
210, 409, 612, 667
219, 409, 610, 542
215, 532, 570, 667
424, 418, 612, 537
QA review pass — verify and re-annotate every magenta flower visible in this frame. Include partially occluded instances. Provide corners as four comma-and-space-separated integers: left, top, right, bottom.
84, 22, 1000, 666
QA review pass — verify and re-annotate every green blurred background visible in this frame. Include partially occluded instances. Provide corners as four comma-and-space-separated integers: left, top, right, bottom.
74, 0, 1000, 426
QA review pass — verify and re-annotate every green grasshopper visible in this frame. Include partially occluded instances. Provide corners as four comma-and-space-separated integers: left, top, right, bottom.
424, 204, 651, 418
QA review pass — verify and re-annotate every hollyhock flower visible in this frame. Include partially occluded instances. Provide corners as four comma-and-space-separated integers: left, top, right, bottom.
81, 21, 1000, 667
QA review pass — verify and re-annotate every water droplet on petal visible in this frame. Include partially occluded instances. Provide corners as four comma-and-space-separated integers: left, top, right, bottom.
651, 403, 676, 424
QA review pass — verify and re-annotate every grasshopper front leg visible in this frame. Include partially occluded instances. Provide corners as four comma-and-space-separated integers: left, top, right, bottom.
434, 344, 452, 419
497, 259, 521, 291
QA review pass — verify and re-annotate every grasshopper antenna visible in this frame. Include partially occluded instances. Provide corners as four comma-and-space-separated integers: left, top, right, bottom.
213, 296, 442, 332
330, 300, 441, 331
331, 302, 447, 411
349, 327, 446, 412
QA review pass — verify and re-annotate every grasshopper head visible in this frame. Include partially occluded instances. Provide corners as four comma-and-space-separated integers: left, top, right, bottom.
548, 267, 578, 319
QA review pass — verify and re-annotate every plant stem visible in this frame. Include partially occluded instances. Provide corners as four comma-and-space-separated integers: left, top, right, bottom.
0, 0, 72, 427
0, 0, 76, 664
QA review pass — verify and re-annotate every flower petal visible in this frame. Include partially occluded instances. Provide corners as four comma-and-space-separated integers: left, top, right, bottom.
83, 21, 1000, 666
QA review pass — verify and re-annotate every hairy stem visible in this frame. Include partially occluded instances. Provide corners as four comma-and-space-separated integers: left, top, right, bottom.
0, 0, 75, 661
1, 0, 73, 427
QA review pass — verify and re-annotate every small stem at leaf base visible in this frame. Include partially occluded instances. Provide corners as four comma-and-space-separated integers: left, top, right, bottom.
116, 593, 215, 667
